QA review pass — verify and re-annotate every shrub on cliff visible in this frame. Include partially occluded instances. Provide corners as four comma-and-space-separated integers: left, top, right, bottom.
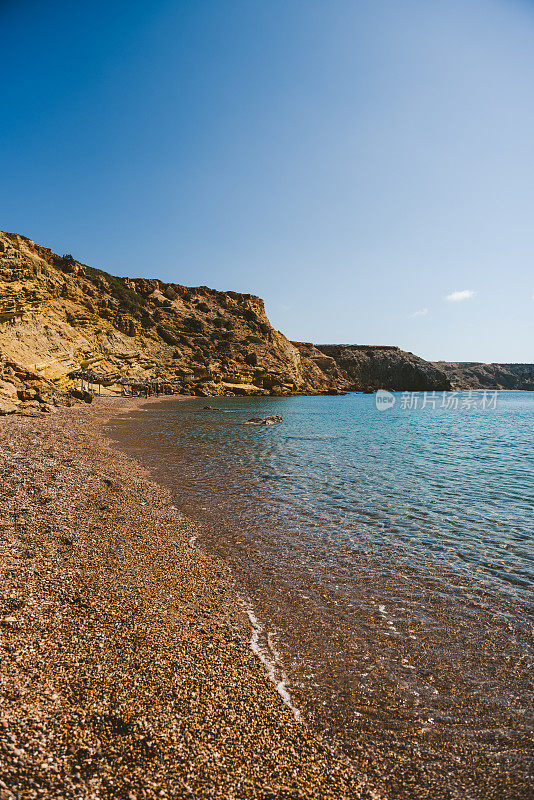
182, 316, 205, 334
140, 310, 154, 328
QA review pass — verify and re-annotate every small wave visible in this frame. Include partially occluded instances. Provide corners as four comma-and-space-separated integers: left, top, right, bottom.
239, 596, 301, 721
378, 603, 399, 634
284, 435, 346, 441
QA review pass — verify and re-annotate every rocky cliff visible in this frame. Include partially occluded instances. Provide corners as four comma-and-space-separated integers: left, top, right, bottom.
435, 362, 534, 390
294, 342, 452, 391
0, 231, 318, 406
0, 230, 531, 414
295, 346, 534, 393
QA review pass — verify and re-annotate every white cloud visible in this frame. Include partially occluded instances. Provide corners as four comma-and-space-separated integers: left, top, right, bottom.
411, 308, 428, 317
445, 289, 476, 302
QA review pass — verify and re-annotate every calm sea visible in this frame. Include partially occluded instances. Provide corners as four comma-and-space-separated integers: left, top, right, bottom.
108, 392, 533, 792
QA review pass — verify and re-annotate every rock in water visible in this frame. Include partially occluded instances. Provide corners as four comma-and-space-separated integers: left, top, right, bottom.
247, 415, 283, 425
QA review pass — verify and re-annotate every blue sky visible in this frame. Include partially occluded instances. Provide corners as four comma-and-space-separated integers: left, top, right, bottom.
1, 0, 533, 362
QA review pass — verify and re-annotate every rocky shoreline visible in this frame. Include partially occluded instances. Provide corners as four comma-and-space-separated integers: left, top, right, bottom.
0, 396, 370, 800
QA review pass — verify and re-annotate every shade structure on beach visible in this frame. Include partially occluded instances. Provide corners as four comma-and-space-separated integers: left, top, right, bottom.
123, 379, 173, 388
119, 378, 179, 396
67, 368, 121, 393
68, 370, 178, 394
68, 369, 112, 382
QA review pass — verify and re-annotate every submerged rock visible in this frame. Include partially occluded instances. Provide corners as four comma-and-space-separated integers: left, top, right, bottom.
247, 415, 283, 425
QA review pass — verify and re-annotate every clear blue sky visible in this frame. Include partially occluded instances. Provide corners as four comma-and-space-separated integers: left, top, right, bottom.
1, 0, 533, 362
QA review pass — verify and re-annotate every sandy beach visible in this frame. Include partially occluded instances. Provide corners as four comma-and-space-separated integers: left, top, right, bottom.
0, 397, 368, 800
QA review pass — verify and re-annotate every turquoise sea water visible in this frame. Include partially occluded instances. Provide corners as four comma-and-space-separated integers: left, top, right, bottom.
108, 391, 533, 788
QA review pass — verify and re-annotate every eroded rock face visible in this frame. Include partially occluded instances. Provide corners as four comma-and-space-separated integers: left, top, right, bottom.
0, 230, 316, 397
69, 388, 93, 403
1, 230, 528, 399
294, 342, 452, 392
0, 397, 17, 414
435, 362, 534, 390
0, 356, 71, 413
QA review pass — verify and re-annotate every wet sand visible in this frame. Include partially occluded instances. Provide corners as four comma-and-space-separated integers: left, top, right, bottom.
0, 397, 366, 799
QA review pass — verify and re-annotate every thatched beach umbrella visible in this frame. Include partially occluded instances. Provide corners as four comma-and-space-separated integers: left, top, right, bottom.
67, 368, 88, 390
89, 371, 120, 392
68, 368, 121, 394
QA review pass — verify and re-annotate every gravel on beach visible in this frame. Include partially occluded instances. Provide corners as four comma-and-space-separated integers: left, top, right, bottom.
0, 398, 371, 800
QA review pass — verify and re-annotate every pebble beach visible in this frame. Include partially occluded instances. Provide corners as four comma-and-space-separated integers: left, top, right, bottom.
0, 397, 370, 800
